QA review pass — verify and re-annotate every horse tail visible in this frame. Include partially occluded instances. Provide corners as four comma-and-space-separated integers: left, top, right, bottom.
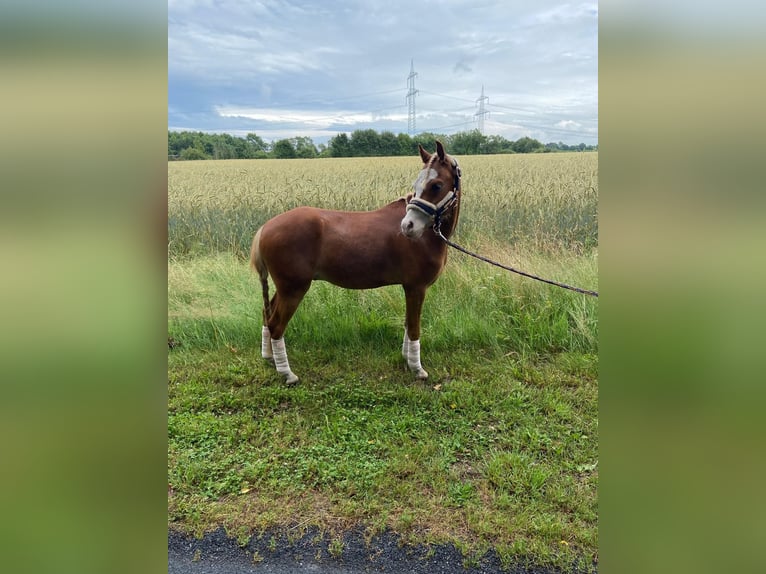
250, 227, 271, 321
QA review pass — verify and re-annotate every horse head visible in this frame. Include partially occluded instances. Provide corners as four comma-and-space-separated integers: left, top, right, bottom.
401, 140, 462, 238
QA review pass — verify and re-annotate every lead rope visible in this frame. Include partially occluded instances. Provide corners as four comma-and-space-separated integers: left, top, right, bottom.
433, 222, 599, 297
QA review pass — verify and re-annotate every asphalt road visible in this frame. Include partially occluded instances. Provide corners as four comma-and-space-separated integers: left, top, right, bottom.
168, 527, 552, 574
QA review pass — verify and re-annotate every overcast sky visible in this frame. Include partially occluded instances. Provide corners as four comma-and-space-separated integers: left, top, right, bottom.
168, 1, 598, 146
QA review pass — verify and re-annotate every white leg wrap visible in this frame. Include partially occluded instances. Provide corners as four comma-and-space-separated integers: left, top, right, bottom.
402, 329, 410, 359
270, 337, 299, 384
406, 338, 428, 380
261, 326, 273, 359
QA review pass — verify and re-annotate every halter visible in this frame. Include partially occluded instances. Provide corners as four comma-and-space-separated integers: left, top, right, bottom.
406, 157, 462, 228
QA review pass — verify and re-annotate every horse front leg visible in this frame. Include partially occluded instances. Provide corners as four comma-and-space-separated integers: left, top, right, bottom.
403, 286, 428, 380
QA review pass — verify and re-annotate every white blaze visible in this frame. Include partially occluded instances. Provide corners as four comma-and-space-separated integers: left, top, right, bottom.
413, 168, 437, 198
401, 168, 438, 237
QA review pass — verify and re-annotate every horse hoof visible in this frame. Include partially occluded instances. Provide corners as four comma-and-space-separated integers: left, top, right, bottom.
416, 369, 429, 380
285, 373, 300, 386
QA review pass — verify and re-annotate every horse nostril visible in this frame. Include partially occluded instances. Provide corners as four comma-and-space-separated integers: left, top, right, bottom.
401, 218, 416, 237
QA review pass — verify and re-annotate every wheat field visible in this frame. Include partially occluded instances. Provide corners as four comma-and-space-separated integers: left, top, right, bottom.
168, 152, 598, 258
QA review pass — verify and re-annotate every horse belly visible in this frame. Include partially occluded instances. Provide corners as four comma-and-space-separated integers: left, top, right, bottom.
316, 250, 401, 289
315, 233, 402, 289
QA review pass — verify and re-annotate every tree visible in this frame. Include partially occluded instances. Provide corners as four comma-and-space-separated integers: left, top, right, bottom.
328, 133, 352, 157
397, 133, 415, 156
272, 139, 297, 159
378, 131, 400, 156
179, 147, 208, 160
317, 143, 330, 158
292, 136, 317, 158
511, 136, 544, 153
168, 129, 595, 161
545, 142, 563, 152
449, 130, 485, 155
413, 132, 442, 154
212, 140, 236, 159
483, 134, 512, 154
169, 131, 206, 156
246, 133, 269, 153
350, 129, 380, 156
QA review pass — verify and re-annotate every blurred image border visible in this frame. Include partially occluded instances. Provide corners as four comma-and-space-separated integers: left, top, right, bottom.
2, 2, 765, 573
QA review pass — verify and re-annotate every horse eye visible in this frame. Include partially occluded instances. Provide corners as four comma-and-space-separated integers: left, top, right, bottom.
432, 183, 442, 193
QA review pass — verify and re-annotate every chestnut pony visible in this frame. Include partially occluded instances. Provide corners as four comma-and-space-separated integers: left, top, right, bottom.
250, 140, 462, 384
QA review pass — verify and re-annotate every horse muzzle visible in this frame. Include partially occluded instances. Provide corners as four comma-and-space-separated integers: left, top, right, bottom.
400, 211, 426, 238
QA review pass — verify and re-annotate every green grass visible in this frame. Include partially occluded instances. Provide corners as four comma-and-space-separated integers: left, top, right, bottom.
168, 253, 598, 571
168, 152, 598, 571
168, 250, 597, 358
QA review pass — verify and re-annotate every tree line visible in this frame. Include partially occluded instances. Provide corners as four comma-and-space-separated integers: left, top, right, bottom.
168, 129, 597, 160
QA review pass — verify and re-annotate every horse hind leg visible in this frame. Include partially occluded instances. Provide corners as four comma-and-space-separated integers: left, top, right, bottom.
260, 293, 277, 361
266, 284, 310, 385
259, 289, 277, 361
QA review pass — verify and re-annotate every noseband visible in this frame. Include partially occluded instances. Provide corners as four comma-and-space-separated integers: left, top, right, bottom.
406, 158, 462, 228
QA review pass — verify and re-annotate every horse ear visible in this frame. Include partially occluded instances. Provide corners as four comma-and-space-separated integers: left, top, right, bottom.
435, 140, 445, 161
418, 144, 431, 164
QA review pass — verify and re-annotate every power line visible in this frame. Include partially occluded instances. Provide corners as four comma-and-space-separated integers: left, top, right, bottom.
485, 118, 597, 139
414, 119, 475, 134
368, 104, 407, 115
421, 89, 538, 115
418, 91, 597, 129
484, 102, 542, 115
315, 87, 406, 104
418, 89, 476, 104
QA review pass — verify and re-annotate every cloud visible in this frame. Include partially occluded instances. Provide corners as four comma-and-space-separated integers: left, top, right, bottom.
169, 1, 598, 145
169, 126, 343, 142
453, 59, 474, 74
529, 2, 598, 25
215, 106, 407, 129
169, 19, 340, 81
